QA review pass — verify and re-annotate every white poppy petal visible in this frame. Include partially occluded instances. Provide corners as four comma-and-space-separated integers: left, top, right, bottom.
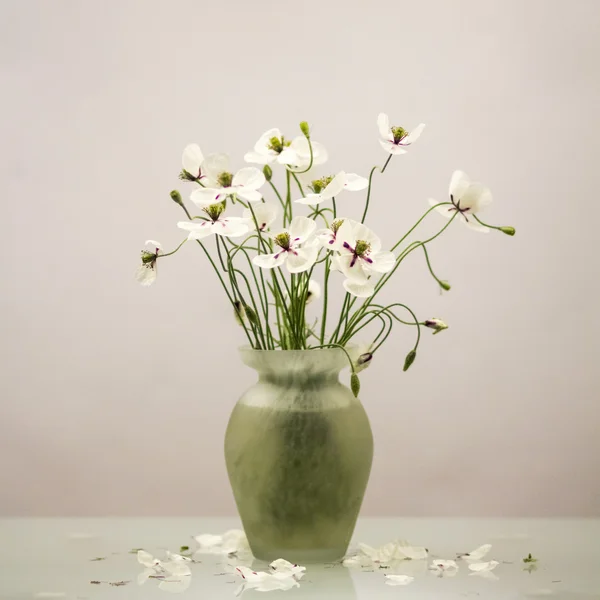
460, 183, 492, 213
320, 171, 346, 199
233, 167, 266, 190
290, 137, 328, 166
244, 151, 273, 165
464, 544, 492, 561
335, 220, 357, 251
237, 189, 263, 203
379, 139, 407, 155
306, 279, 321, 304
277, 148, 299, 165
402, 123, 425, 145
397, 543, 428, 560
343, 173, 369, 191
194, 533, 223, 549
330, 255, 342, 272
137, 550, 157, 568
385, 574, 414, 586
243, 203, 278, 231
182, 143, 204, 177
469, 560, 499, 572
287, 246, 318, 273
370, 250, 395, 273
350, 222, 382, 253
202, 153, 231, 181
158, 576, 192, 593
428, 198, 455, 219
216, 217, 249, 238
343, 278, 375, 297
254, 128, 282, 153
289, 216, 316, 242
449, 170, 471, 201
190, 187, 221, 207
310, 141, 328, 165
253, 252, 287, 269
295, 193, 323, 205
377, 112, 391, 139
136, 264, 157, 286
338, 254, 369, 282
145, 240, 162, 251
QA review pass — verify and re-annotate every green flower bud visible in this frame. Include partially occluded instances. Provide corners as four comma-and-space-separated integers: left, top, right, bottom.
299, 121, 310, 137
403, 349, 417, 372
245, 305, 259, 326
499, 226, 516, 236
170, 189, 183, 205
440, 280, 451, 291
350, 372, 361, 398
233, 300, 246, 326
263, 164, 273, 182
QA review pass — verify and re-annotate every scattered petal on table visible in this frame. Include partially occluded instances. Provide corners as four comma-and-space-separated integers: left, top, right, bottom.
385, 574, 415, 586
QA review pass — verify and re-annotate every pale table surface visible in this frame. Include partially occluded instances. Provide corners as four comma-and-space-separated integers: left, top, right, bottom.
1, 518, 599, 599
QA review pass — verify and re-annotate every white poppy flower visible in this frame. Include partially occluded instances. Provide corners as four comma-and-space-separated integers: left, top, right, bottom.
242, 202, 278, 232
136, 240, 162, 286
181, 143, 206, 181
429, 559, 459, 577
190, 153, 266, 206
178, 203, 249, 240
288, 135, 328, 169
243, 128, 299, 165
349, 342, 374, 373
335, 221, 396, 298
459, 543, 492, 561
253, 216, 319, 273
316, 218, 357, 251
429, 170, 493, 232
295, 172, 368, 205
378, 113, 425, 155
306, 279, 321, 304
385, 574, 414, 586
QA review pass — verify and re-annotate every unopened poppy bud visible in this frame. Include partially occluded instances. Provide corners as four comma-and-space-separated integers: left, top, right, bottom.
440, 280, 451, 291
499, 226, 515, 236
233, 301, 246, 326
350, 372, 361, 397
424, 318, 448, 335
170, 190, 183, 206
245, 305, 259, 326
403, 349, 417, 372
263, 164, 273, 182
356, 352, 373, 373
299, 121, 310, 137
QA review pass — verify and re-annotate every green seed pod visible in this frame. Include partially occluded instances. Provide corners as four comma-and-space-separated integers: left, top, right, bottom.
500, 226, 516, 236
245, 305, 259, 326
170, 189, 183, 205
350, 372, 361, 398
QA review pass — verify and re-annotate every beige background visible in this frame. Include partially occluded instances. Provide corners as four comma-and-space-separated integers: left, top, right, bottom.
1, 0, 599, 517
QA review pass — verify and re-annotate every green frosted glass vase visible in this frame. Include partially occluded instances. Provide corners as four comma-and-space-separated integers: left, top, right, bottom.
225, 348, 374, 563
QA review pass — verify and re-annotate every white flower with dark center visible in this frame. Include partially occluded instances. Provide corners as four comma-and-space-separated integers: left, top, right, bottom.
243, 128, 299, 165
305, 279, 321, 304
178, 203, 249, 240
385, 574, 414, 586
181, 143, 206, 182
378, 113, 425, 155
424, 318, 448, 335
316, 218, 357, 251
429, 170, 493, 232
135, 240, 162, 286
242, 202, 278, 232
429, 559, 459, 577
190, 154, 265, 206
295, 172, 368, 205
253, 216, 319, 273
335, 221, 396, 297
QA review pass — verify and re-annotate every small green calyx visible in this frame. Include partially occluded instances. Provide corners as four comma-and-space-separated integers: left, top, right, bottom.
391, 126, 408, 143
311, 175, 334, 194
179, 169, 197, 182
217, 171, 233, 188
204, 202, 225, 221
355, 240, 371, 257
331, 219, 344, 234
274, 232, 291, 250
403, 349, 417, 371
500, 226, 516, 236
141, 251, 157, 265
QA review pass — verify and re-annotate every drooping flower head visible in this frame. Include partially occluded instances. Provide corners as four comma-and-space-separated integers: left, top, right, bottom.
253, 216, 319, 273
180, 143, 206, 182
378, 113, 425, 155
428, 170, 493, 232
136, 240, 162, 286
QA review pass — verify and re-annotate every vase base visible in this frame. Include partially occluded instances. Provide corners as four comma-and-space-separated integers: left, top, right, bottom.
251, 546, 346, 564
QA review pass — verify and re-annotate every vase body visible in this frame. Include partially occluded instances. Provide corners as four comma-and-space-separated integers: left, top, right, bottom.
225, 348, 373, 563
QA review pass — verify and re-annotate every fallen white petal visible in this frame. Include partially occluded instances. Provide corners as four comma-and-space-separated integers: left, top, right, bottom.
463, 544, 492, 561
385, 574, 414, 586
468, 560, 499, 572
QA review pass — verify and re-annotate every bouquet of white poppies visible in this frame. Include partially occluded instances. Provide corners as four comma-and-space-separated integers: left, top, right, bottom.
137, 115, 514, 388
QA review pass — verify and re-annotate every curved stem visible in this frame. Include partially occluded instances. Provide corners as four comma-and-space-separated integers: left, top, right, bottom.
157, 238, 187, 258
361, 154, 393, 224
